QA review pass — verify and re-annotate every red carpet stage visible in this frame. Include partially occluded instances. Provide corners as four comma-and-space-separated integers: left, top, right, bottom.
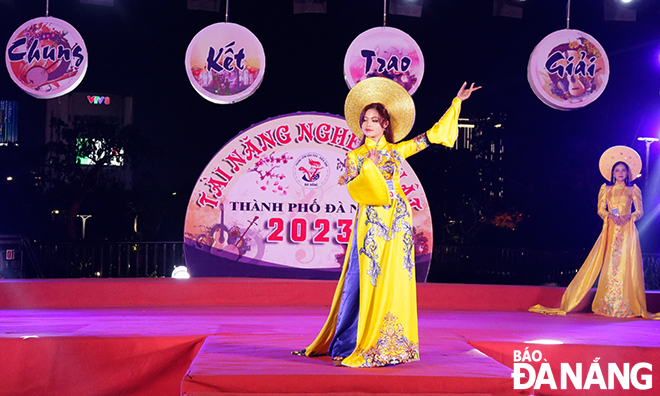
1, 278, 659, 396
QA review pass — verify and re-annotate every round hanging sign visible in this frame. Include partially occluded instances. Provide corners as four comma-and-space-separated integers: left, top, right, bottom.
528, 29, 609, 110
5, 16, 88, 99
344, 26, 424, 95
183, 112, 434, 282
185, 22, 265, 104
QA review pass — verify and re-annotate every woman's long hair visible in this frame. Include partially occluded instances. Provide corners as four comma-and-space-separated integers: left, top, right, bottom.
359, 103, 394, 144
608, 161, 633, 186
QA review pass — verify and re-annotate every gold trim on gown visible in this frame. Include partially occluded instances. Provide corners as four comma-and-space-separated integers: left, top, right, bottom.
530, 182, 658, 319
303, 98, 462, 367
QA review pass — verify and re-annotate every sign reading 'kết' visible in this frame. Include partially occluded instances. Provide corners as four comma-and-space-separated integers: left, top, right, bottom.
185, 22, 265, 104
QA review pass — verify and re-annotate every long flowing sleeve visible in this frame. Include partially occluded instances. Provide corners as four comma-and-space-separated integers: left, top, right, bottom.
344, 151, 390, 206
597, 183, 608, 220
425, 97, 462, 147
394, 97, 462, 159
632, 185, 644, 222
392, 133, 431, 159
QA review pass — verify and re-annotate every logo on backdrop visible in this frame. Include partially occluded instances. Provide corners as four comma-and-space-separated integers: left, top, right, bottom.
344, 26, 424, 95
528, 29, 609, 110
185, 22, 265, 104
183, 113, 434, 279
5, 16, 88, 99
293, 153, 330, 188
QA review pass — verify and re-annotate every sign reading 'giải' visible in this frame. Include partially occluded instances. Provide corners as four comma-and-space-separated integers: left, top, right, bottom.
528, 29, 609, 110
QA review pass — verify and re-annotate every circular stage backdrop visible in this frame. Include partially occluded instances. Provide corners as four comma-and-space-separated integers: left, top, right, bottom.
344, 26, 424, 95
184, 112, 433, 281
528, 29, 609, 110
5, 16, 88, 99
185, 22, 265, 104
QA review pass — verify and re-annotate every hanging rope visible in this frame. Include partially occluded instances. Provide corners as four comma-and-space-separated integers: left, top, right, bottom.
225, 0, 229, 22
566, 0, 571, 29
383, 0, 387, 26
46, 0, 50, 16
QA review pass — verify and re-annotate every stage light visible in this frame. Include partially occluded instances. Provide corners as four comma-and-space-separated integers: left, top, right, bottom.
638, 137, 659, 182
6, 176, 13, 181
620, 0, 633, 3
637, 136, 660, 237
172, 265, 190, 279
76, 214, 92, 239
524, 339, 564, 345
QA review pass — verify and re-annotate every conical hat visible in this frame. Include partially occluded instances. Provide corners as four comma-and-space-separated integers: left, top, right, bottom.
344, 77, 415, 143
599, 145, 642, 181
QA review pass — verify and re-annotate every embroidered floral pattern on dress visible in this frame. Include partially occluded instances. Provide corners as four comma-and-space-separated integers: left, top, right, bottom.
378, 149, 398, 180
359, 312, 419, 367
361, 206, 389, 287
365, 206, 392, 241
338, 156, 358, 185
412, 133, 431, 153
594, 226, 636, 318
391, 194, 415, 280
401, 219, 415, 280
360, 194, 415, 283
390, 149, 403, 165
391, 194, 408, 234
360, 227, 380, 287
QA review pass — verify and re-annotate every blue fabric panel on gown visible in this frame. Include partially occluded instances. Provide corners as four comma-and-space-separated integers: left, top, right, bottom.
329, 229, 360, 358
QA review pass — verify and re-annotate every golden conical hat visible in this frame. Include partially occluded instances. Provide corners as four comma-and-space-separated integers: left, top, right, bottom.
344, 77, 415, 143
599, 145, 642, 181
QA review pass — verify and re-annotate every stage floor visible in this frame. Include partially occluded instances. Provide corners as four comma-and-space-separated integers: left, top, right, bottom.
1, 279, 659, 396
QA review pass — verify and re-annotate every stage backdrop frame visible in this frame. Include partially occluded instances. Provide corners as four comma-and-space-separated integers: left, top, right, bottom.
184, 112, 433, 282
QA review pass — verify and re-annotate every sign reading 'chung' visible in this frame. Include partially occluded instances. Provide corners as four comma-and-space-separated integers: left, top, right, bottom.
5, 16, 88, 99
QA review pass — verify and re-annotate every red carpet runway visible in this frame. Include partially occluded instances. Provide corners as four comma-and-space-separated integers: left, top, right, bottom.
1, 278, 659, 396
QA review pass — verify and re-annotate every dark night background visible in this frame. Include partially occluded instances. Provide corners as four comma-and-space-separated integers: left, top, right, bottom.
1, 0, 660, 255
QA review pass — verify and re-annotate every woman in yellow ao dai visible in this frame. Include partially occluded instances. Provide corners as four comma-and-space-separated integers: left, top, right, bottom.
300, 79, 481, 367
530, 148, 658, 320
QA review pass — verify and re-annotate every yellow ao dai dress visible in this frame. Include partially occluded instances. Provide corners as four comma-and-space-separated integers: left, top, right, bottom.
530, 182, 657, 319
303, 98, 462, 367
